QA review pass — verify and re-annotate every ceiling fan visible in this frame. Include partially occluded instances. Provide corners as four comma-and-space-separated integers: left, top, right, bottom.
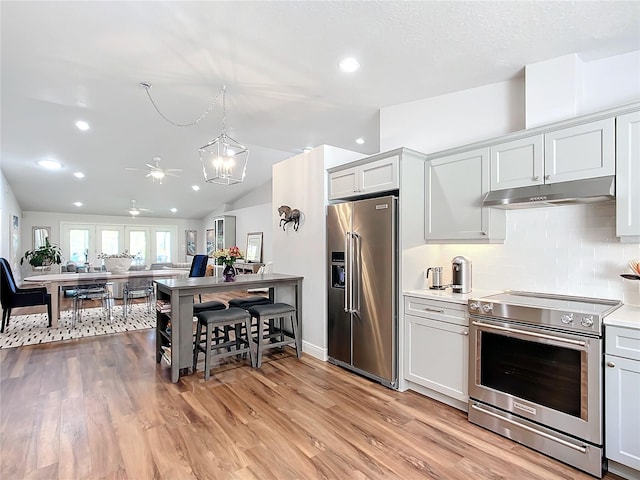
128, 200, 152, 217
125, 157, 182, 184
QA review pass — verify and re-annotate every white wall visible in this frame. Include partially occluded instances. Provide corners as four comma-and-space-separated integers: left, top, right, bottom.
0, 171, 23, 275
272, 145, 361, 360
202, 180, 273, 262
202, 203, 273, 263
381, 50, 640, 306
380, 78, 526, 154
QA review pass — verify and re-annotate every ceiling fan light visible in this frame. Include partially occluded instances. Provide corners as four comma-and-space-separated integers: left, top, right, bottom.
150, 170, 165, 179
129, 209, 140, 216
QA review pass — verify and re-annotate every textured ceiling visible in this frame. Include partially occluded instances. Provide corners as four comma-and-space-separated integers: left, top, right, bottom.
1, 1, 639, 219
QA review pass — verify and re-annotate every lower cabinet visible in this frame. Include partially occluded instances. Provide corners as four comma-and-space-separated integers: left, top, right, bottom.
404, 296, 469, 406
605, 325, 640, 478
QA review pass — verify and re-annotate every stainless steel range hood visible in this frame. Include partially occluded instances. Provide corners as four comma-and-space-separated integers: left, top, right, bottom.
483, 176, 615, 209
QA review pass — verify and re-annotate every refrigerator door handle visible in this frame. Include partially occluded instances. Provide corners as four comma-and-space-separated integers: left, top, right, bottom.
348, 231, 355, 314
344, 231, 350, 312
352, 232, 360, 315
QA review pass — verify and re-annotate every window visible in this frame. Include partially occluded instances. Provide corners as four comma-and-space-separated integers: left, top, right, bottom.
69, 228, 89, 263
155, 230, 172, 262
62, 223, 177, 266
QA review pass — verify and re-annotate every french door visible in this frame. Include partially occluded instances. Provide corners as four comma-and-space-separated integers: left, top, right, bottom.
61, 223, 177, 267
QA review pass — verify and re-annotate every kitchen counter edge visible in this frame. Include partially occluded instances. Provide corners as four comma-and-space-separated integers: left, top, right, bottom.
604, 304, 640, 330
403, 288, 503, 305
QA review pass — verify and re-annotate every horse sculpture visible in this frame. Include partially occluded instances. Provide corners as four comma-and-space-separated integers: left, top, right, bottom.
278, 205, 301, 231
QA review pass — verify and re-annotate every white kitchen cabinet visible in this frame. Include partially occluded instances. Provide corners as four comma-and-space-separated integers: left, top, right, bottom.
489, 118, 614, 192
490, 135, 544, 191
328, 154, 399, 200
425, 147, 505, 242
605, 325, 640, 478
616, 110, 640, 241
404, 296, 469, 405
544, 117, 615, 183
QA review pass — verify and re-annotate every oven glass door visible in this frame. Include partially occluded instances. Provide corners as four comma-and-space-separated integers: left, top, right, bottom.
469, 318, 602, 442
481, 331, 583, 417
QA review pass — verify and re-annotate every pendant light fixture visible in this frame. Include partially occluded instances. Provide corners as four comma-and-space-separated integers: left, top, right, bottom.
198, 86, 249, 185
141, 83, 249, 185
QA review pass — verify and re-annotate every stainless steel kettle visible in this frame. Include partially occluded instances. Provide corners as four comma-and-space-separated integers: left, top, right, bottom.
426, 266, 445, 290
451, 256, 472, 293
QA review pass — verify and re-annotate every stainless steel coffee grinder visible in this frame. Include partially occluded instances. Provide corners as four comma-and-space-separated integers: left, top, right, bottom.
451, 256, 472, 293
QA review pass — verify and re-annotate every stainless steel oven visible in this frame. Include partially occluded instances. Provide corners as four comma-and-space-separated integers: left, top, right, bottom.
468, 291, 621, 478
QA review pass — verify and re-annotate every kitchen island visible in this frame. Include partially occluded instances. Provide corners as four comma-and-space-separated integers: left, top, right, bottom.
154, 272, 303, 383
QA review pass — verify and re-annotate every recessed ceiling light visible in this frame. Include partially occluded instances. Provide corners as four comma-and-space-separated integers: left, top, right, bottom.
37, 159, 62, 170
192, 185, 200, 191
170, 208, 177, 213
339, 57, 360, 73
75, 120, 90, 131
355, 138, 365, 145
74, 172, 85, 179
73, 202, 83, 207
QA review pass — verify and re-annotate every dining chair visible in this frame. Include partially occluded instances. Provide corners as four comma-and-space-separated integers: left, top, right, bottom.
0, 257, 52, 333
72, 283, 113, 327
122, 278, 155, 318
189, 254, 208, 303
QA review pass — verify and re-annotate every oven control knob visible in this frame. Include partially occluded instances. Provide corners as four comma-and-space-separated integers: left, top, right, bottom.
560, 313, 574, 324
481, 303, 493, 313
469, 302, 479, 311
581, 316, 594, 327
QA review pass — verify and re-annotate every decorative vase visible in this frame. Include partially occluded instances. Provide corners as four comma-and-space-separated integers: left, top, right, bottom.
223, 264, 236, 282
103, 257, 133, 273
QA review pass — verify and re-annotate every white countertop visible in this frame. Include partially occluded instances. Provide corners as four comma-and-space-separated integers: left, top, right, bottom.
604, 304, 640, 329
403, 288, 502, 305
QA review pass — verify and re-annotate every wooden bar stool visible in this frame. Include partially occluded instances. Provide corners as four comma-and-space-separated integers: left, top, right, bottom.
247, 303, 300, 368
193, 307, 255, 380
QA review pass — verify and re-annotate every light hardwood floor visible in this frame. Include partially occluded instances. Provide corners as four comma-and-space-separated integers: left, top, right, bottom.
1, 293, 624, 480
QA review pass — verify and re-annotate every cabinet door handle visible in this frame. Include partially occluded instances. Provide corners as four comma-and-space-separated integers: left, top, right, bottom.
423, 307, 444, 313
607, 361, 615, 368
532, 176, 539, 181
463, 330, 469, 335
544, 174, 550, 180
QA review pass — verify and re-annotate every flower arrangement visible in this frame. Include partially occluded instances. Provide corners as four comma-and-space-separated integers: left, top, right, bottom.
213, 246, 243, 266
97, 251, 135, 259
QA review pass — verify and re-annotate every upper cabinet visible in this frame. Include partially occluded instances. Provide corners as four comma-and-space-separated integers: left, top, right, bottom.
490, 135, 544, 191
616, 110, 640, 241
490, 118, 615, 191
425, 147, 505, 242
544, 118, 615, 183
328, 153, 399, 200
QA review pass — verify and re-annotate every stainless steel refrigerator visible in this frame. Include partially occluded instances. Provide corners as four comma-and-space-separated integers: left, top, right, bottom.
327, 195, 398, 389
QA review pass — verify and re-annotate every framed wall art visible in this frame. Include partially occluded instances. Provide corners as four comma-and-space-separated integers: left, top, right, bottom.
185, 230, 197, 256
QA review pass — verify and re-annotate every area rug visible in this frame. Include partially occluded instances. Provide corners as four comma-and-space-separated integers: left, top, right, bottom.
0, 304, 156, 349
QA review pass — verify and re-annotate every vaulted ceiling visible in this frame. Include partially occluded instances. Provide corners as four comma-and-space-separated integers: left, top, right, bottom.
2, 1, 639, 219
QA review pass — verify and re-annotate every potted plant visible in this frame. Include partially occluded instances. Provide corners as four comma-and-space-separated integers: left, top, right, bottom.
20, 237, 63, 268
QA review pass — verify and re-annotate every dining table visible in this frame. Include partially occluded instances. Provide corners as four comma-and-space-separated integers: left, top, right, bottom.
23, 269, 188, 326
154, 272, 303, 382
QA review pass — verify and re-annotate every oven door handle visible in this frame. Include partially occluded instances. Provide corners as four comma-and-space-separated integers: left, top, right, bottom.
471, 321, 587, 347
470, 404, 588, 454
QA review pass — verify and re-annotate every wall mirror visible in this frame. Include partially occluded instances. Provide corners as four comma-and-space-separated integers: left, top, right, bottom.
33, 226, 51, 249
206, 229, 215, 256
245, 232, 263, 263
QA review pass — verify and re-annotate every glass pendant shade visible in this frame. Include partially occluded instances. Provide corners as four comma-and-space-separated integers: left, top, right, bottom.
199, 133, 249, 185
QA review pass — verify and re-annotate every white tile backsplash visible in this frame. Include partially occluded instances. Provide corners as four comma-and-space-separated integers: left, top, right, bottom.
416, 203, 640, 305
